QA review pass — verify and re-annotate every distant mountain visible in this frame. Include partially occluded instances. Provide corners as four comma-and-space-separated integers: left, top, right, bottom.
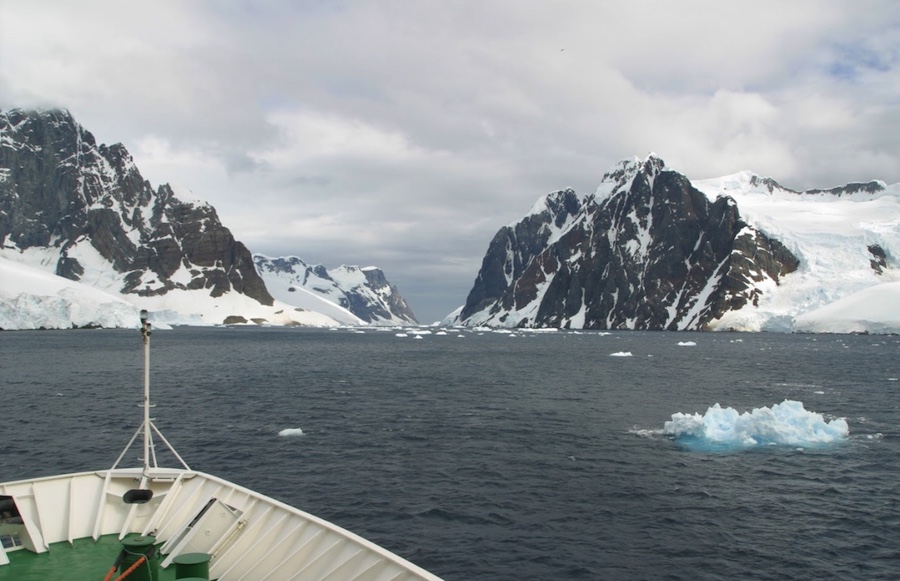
451, 155, 900, 332
253, 254, 418, 326
0, 108, 411, 329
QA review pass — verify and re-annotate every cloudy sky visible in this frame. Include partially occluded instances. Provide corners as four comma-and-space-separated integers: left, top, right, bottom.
2, 1, 898, 322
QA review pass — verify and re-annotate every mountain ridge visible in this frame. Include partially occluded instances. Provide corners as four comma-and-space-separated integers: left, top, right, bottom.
0, 108, 272, 304
0, 108, 417, 328
253, 254, 418, 326
451, 155, 899, 332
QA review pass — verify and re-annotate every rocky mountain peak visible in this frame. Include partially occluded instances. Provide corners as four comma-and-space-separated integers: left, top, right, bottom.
0, 108, 273, 307
747, 174, 786, 194
593, 153, 668, 202
456, 155, 801, 329
524, 188, 582, 226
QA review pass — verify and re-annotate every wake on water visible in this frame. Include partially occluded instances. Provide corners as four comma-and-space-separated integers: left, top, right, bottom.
664, 400, 849, 451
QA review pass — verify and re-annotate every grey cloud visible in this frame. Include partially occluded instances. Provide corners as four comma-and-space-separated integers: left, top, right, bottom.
2, 0, 899, 322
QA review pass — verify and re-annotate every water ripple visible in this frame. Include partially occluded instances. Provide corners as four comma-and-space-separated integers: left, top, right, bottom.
1, 328, 899, 579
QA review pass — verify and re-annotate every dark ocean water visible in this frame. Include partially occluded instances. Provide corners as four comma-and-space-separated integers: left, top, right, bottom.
2, 327, 899, 580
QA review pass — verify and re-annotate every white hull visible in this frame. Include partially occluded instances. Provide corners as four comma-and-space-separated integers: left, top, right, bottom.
1, 467, 442, 580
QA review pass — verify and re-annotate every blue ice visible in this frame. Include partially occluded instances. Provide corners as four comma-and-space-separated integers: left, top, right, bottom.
664, 400, 848, 451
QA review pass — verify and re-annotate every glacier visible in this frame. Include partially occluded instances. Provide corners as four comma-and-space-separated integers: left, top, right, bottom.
0, 256, 139, 330
692, 171, 900, 333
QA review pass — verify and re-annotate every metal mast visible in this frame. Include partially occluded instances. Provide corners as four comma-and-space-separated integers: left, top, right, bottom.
140, 309, 152, 475
110, 310, 190, 473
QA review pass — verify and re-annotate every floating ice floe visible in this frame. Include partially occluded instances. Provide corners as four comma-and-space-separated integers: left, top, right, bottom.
278, 428, 304, 437
664, 400, 848, 449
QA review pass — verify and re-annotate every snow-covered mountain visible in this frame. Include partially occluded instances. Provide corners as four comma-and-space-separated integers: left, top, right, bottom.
691, 170, 899, 332
0, 108, 413, 329
253, 254, 418, 326
450, 155, 899, 333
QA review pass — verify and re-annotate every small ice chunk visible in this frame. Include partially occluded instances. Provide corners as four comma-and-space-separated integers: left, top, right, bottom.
278, 428, 305, 437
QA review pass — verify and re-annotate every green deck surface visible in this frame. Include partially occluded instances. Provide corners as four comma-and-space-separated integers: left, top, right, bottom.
0, 534, 180, 581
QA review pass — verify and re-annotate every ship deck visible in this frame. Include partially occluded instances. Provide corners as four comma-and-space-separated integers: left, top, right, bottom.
0, 535, 179, 581
1, 468, 441, 581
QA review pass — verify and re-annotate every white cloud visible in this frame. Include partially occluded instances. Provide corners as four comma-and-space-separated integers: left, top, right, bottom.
254, 109, 421, 167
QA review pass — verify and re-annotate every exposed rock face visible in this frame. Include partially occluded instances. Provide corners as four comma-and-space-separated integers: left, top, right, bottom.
0, 108, 273, 305
803, 181, 887, 196
358, 266, 419, 324
461, 189, 581, 320
253, 255, 418, 325
741, 174, 888, 197
457, 156, 800, 329
868, 244, 887, 274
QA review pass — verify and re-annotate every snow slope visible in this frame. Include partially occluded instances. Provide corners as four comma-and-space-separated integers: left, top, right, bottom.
253, 255, 417, 326
0, 256, 341, 330
255, 264, 365, 326
792, 281, 900, 334
0, 256, 138, 329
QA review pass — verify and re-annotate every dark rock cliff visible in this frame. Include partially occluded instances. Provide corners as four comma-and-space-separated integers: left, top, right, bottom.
458, 156, 800, 329
460, 188, 581, 321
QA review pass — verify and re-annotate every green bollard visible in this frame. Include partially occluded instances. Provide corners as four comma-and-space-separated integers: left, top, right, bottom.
173, 552, 211, 579
119, 536, 159, 581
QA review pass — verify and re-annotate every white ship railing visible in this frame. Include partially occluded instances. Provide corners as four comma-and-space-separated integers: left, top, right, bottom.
1, 468, 442, 580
